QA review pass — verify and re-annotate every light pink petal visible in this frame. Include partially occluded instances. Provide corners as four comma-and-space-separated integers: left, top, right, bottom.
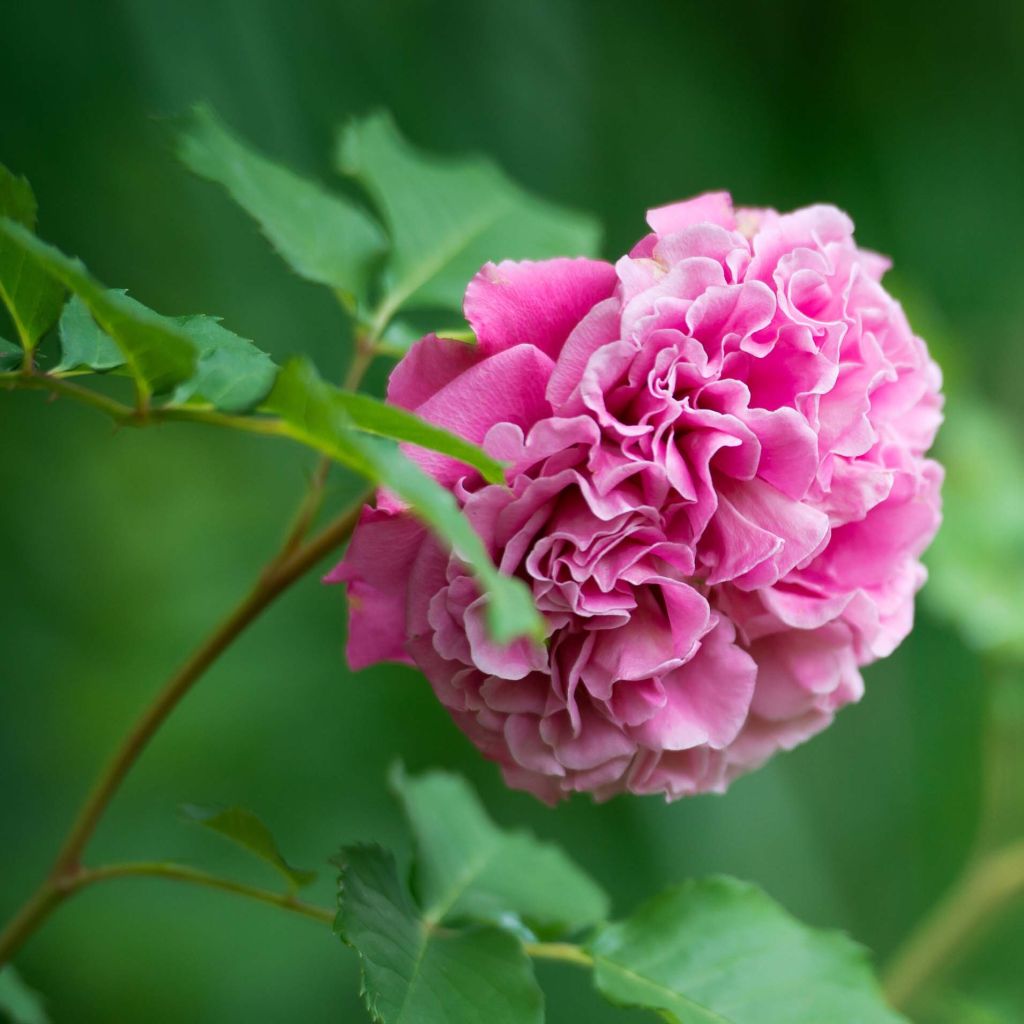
647, 191, 736, 234
749, 624, 863, 721
716, 477, 831, 589
464, 596, 549, 681
631, 619, 757, 750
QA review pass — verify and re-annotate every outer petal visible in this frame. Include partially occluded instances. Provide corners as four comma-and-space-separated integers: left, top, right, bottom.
327, 508, 424, 669
406, 344, 556, 486
465, 257, 618, 358
387, 333, 482, 410
646, 191, 737, 234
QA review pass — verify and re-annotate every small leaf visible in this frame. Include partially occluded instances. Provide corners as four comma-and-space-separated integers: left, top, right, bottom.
177, 104, 386, 301
267, 358, 544, 644
55, 294, 126, 372
336, 112, 601, 323
392, 766, 608, 936
181, 804, 315, 890
335, 390, 506, 484
0, 165, 65, 353
0, 219, 196, 401
0, 967, 49, 1024
336, 844, 543, 1024
0, 335, 22, 370
170, 315, 278, 412
589, 877, 905, 1024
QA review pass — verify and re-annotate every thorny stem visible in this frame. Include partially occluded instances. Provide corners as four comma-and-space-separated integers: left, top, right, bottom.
0, 369, 288, 437
0, 859, 594, 972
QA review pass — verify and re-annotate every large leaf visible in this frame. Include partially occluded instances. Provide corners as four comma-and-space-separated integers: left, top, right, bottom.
267, 358, 544, 644
0, 967, 49, 1024
181, 804, 315, 890
0, 165, 64, 353
0, 219, 196, 400
392, 766, 608, 936
925, 399, 1024, 661
589, 877, 905, 1024
335, 844, 543, 1024
177, 105, 386, 301
170, 315, 278, 412
336, 112, 601, 324
335, 390, 505, 485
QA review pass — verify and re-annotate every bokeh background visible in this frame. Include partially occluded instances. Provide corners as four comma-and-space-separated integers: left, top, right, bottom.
2, 2, 1023, 1021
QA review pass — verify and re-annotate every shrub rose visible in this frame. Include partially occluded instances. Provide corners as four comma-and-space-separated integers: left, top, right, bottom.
330, 192, 943, 802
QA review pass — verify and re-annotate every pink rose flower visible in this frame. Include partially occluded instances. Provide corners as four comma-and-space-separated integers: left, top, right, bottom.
330, 192, 943, 802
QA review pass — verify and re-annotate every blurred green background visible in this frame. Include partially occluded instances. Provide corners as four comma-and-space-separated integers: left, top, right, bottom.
2, 1, 1022, 1021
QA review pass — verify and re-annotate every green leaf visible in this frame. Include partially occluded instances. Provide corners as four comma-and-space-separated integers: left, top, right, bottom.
925, 399, 1024, 661
336, 112, 601, 324
55, 294, 126, 372
334, 390, 505, 485
56, 298, 277, 412
392, 766, 608, 936
170, 315, 278, 412
0, 165, 64, 352
335, 844, 543, 1024
0, 967, 49, 1024
0, 219, 196, 401
177, 104, 386, 301
589, 877, 905, 1024
266, 358, 544, 644
181, 804, 315, 890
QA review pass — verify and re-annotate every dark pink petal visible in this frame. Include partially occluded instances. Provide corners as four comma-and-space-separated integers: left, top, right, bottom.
465, 258, 617, 358
408, 344, 555, 486
387, 333, 482, 410
329, 507, 424, 669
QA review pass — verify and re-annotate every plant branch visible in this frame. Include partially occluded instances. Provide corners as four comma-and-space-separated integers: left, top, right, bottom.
0, 858, 594, 972
81, 863, 335, 923
0, 370, 287, 437
0, 493, 369, 967
883, 840, 1024, 1011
